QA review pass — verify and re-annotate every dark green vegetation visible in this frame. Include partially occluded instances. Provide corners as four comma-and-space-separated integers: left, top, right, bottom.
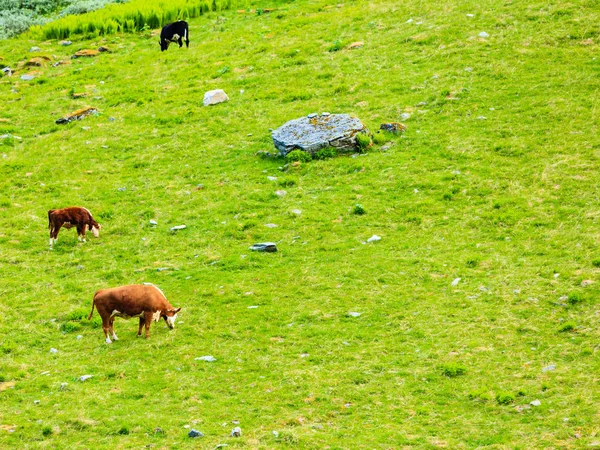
1, 0, 600, 448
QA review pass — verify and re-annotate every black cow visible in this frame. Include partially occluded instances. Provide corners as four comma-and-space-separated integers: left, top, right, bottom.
159, 20, 189, 52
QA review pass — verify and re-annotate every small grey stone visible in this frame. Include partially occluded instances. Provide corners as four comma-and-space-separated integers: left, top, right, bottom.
59, 40, 72, 46
79, 375, 93, 382
321, 112, 330, 116
272, 430, 279, 437
34, 400, 40, 404
81, 126, 90, 130
348, 311, 361, 317
108, 117, 115, 121
479, 31, 490, 38
59, 382, 68, 390
367, 235, 381, 243
307, 113, 317, 118
247, 305, 259, 309
530, 400, 541, 407
170, 225, 186, 231
249, 242, 278, 252
400, 113, 411, 120
188, 429, 204, 438
477, 116, 487, 120
275, 190, 287, 197
203, 89, 229, 106
267, 176, 277, 181
432, 74, 439, 79
29, 46, 41, 52
542, 364, 556, 372
264, 223, 278, 228
195, 356, 216, 362
50, 348, 58, 353
466, 13, 474, 17
76, 335, 83, 339
231, 426, 242, 437
291, 209, 301, 215
117, 187, 126, 191
149, 220, 158, 225
451, 277, 461, 286
416, 101, 427, 107
154, 427, 164, 434
156, 268, 170, 272
20, 74, 34, 80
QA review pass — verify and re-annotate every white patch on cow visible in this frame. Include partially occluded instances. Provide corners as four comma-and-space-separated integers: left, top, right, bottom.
105, 337, 112, 344
49, 238, 53, 248
184, 28, 187, 41
172, 33, 180, 40
111, 331, 118, 340
152, 310, 161, 322
166, 314, 177, 329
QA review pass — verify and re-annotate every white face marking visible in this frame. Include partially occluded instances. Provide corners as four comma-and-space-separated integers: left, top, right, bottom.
166, 314, 177, 329
91, 226, 99, 238
152, 310, 161, 322
105, 337, 112, 344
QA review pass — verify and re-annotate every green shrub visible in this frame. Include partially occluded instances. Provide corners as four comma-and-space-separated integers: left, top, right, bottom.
313, 147, 337, 160
328, 40, 344, 52
60, 322, 81, 333
286, 150, 311, 163
441, 363, 467, 377
567, 292, 584, 305
352, 204, 366, 215
356, 133, 371, 151
592, 258, 600, 268
496, 392, 515, 405
42, 426, 52, 437
372, 131, 388, 145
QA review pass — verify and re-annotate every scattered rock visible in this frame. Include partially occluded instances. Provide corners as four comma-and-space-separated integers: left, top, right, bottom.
203, 89, 229, 106
478, 31, 490, 38
72, 49, 99, 58
188, 429, 204, 438
348, 41, 364, 49
170, 225, 186, 231
400, 113, 411, 121
264, 223, 278, 228
272, 113, 369, 156
451, 277, 461, 286
1, 67, 12, 77
275, 190, 287, 197
195, 356, 217, 362
72, 92, 87, 99
231, 427, 242, 437
530, 400, 541, 407
581, 38, 594, 46
307, 113, 318, 119
154, 427, 164, 434
291, 209, 301, 215
79, 375, 93, 382
348, 312, 361, 317
117, 187, 126, 192
0, 134, 21, 140
149, 220, 158, 225
20, 74, 35, 81
272, 430, 279, 437
50, 348, 58, 354
466, 13, 474, 17
29, 46, 41, 52
581, 280, 594, 287
542, 364, 556, 372
367, 235, 381, 243
98, 46, 111, 53
76, 335, 83, 340
267, 176, 277, 181
247, 305, 259, 309
249, 242, 278, 252
477, 116, 487, 120
26, 56, 51, 67
52, 60, 71, 67
59, 40, 72, 46
380, 122, 407, 134
34, 400, 40, 404
59, 382, 68, 390
55, 106, 98, 125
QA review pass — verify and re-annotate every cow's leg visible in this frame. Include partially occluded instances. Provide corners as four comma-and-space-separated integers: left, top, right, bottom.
102, 317, 112, 344
77, 224, 87, 243
184, 27, 189, 47
50, 224, 61, 248
109, 317, 118, 341
137, 317, 145, 337
143, 311, 153, 338
178, 36, 183, 48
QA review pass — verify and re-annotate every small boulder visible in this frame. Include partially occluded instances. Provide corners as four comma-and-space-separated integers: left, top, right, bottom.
272, 113, 369, 156
72, 49, 99, 59
231, 426, 242, 437
20, 74, 35, 81
203, 89, 229, 106
250, 242, 278, 252
59, 40, 72, 46
348, 41, 364, 49
26, 56, 51, 67
56, 106, 98, 125
29, 46, 41, 52
188, 429, 204, 438
98, 46, 111, 53
380, 122, 407, 134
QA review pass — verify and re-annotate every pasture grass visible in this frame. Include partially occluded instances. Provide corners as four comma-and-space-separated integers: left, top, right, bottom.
0, 0, 600, 448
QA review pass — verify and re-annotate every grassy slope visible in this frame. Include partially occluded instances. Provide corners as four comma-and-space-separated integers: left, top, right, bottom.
0, 0, 600, 448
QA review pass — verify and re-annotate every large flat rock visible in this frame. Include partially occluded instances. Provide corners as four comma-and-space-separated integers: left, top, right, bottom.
272, 113, 368, 155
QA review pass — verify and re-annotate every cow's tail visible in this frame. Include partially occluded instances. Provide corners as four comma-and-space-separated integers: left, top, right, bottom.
184, 24, 189, 47
88, 293, 97, 320
48, 210, 55, 229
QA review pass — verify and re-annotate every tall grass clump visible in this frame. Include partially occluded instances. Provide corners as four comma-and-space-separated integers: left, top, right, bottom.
35, 0, 235, 40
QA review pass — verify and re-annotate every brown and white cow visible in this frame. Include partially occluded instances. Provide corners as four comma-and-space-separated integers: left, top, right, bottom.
48, 206, 101, 248
88, 284, 181, 343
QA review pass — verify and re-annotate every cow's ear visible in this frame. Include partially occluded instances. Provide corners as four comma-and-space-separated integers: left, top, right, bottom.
174, 307, 181, 313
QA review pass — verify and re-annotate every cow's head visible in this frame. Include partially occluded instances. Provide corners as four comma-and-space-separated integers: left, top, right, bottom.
159, 39, 169, 51
163, 308, 181, 329
91, 223, 101, 238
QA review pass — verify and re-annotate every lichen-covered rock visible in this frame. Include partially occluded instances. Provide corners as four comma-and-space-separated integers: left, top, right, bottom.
72, 49, 99, 59
272, 113, 368, 156
55, 107, 98, 125
380, 122, 407, 134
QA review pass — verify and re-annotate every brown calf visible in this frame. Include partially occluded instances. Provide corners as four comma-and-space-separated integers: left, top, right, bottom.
48, 206, 101, 248
88, 284, 181, 343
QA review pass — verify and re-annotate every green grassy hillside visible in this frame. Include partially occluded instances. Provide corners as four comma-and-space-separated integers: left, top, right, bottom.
1, 0, 599, 448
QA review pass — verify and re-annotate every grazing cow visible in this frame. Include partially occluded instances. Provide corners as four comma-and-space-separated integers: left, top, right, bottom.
159, 20, 189, 51
48, 207, 101, 249
88, 284, 181, 343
